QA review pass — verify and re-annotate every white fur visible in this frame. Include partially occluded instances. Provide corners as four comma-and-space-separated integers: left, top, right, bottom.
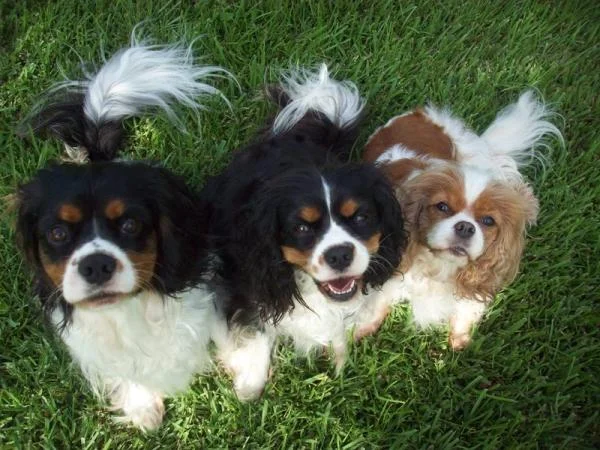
53, 32, 230, 128
310, 220, 370, 281
423, 91, 563, 182
213, 325, 273, 401
272, 63, 364, 134
217, 270, 370, 400
216, 178, 377, 400
308, 179, 370, 282
480, 91, 563, 169
427, 211, 485, 261
372, 250, 484, 332
62, 238, 136, 303
462, 166, 491, 204
367, 91, 563, 346
54, 286, 217, 429
374, 144, 418, 165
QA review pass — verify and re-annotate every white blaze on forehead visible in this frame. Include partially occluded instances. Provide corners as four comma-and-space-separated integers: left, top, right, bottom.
62, 237, 137, 303
321, 177, 332, 212
462, 166, 492, 205
308, 178, 371, 281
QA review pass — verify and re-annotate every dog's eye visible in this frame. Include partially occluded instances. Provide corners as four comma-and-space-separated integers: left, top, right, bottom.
436, 202, 450, 213
480, 216, 495, 226
353, 213, 369, 224
120, 218, 141, 235
294, 223, 311, 234
48, 225, 69, 244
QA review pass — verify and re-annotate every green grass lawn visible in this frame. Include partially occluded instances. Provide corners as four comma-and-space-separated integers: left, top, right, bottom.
1, 0, 598, 448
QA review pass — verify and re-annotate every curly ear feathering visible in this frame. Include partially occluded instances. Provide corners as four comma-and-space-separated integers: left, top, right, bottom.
363, 90, 562, 349
207, 64, 405, 401
14, 31, 232, 430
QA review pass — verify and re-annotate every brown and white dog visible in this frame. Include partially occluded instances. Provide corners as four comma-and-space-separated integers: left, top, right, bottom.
358, 92, 562, 349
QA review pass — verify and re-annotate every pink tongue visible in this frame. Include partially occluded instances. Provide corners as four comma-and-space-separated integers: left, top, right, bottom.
327, 278, 355, 291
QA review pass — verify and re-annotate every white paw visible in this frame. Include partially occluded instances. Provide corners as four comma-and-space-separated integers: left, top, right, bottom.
449, 332, 471, 351
110, 383, 165, 431
233, 373, 267, 401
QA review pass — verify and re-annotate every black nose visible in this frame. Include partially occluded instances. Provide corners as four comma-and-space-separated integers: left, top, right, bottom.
78, 254, 117, 285
454, 221, 476, 239
324, 244, 354, 271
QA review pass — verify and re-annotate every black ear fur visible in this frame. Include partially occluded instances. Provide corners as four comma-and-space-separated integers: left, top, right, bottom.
364, 174, 407, 289
15, 179, 44, 268
15, 177, 74, 324
234, 191, 301, 324
151, 167, 208, 294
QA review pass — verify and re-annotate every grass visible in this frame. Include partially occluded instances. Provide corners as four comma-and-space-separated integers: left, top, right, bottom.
0, 0, 598, 448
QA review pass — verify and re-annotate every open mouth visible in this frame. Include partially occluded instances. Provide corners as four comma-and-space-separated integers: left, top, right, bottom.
449, 246, 468, 257
317, 277, 360, 301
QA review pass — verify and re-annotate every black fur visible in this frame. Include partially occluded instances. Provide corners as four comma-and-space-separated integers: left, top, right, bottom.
202, 94, 406, 325
16, 162, 209, 327
23, 93, 125, 162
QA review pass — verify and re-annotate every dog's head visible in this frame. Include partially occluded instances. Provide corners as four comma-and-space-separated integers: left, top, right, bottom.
16, 162, 206, 321
236, 163, 405, 320
403, 164, 538, 299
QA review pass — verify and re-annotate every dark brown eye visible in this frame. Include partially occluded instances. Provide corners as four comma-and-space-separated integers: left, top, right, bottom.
294, 223, 311, 234
353, 213, 368, 223
48, 225, 69, 243
480, 216, 496, 226
436, 202, 451, 213
120, 218, 140, 235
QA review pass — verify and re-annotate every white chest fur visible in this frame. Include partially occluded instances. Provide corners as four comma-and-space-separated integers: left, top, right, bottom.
53, 286, 216, 395
379, 250, 486, 332
274, 271, 368, 355
380, 251, 465, 326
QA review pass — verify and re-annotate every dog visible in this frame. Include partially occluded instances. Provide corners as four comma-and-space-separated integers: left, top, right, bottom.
361, 91, 562, 349
205, 65, 406, 400
15, 35, 228, 430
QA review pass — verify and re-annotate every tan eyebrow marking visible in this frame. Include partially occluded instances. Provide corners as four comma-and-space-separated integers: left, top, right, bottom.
105, 199, 126, 220
58, 204, 82, 223
340, 199, 359, 218
299, 206, 321, 223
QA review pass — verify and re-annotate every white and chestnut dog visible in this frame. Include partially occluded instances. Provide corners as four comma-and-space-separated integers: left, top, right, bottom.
205, 66, 406, 400
15, 35, 228, 429
361, 92, 562, 349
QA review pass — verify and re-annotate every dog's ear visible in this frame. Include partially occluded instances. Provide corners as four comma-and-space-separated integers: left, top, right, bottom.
364, 171, 407, 288
151, 167, 207, 293
235, 191, 300, 324
456, 181, 538, 300
15, 179, 43, 267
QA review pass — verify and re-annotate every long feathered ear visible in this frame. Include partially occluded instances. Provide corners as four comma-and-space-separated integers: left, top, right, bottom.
15, 176, 72, 321
364, 171, 407, 288
151, 167, 208, 293
236, 193, 300, 324
15, 179, 43, 268
456, 182, 538, 300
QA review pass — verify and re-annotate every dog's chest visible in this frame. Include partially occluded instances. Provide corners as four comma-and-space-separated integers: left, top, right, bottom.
53, 287, 215, 393
275, 273, 365, 351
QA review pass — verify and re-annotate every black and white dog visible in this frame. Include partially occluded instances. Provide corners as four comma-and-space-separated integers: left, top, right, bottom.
205, 65, 406, 400
15, 35, 228, 430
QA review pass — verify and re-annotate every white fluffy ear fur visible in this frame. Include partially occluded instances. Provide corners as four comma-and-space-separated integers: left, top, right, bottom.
480, 90, 563, 174
423, 91, 563, 182
54, 32, 232, 129
272, 63, 365, 134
